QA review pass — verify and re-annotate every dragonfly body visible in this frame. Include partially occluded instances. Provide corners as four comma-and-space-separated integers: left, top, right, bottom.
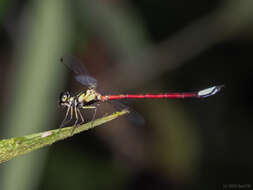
59, 55, 223, 134
60, 85, 223, 108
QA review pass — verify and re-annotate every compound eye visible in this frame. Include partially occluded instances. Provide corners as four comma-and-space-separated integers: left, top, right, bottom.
61, 95, 68, 102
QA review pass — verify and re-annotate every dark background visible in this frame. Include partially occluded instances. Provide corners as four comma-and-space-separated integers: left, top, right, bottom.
0, 0, 252, 189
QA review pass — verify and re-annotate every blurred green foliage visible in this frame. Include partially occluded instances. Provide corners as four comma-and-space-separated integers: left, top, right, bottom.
0, 0, 253, 190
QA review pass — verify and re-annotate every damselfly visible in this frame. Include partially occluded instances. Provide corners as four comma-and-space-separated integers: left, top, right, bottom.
59, 56, 223, 134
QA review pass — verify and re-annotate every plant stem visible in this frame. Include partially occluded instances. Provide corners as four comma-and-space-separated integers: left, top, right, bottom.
0, 109, 129, 164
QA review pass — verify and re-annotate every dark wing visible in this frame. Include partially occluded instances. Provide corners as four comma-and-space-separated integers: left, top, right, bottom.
60, 55, 97, 88
109, 100, 145, 126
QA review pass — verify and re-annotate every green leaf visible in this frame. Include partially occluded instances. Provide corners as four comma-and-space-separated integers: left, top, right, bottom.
0, 109, 129, 164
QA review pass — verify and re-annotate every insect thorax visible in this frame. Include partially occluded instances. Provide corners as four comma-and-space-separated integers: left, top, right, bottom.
78, 89, 98, 103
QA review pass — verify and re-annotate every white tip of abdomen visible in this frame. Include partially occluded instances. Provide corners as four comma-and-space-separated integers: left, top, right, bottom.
198, 85, 224, 98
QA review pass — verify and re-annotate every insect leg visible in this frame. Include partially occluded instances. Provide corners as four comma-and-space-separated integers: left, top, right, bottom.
61, 106, 73, 127
82, 106, 97, 109
66, 106, 73, 123
82, 105, 97, 127
59, 106, 71, 130
71, 106, 97, 135
91, 107, 97, 125
77, 108, 84, 124
71, 106, 79, 135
